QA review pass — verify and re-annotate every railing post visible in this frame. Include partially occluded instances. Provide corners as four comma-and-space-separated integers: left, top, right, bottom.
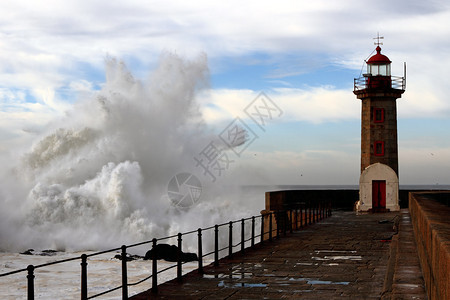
314, 202, 317, 222
300, 206, 303, 228
329, 200, 332, 217
214, 225, 219, 266
306, 203, 309, 225
260, 214, 264, 244
269, 212, 273, 242
294, 208, 298, 230
315, 202, 318, 223
197, 228, 203, 274
151, 238, 158, 293
321, 201, 324, 220
240, 218, 245, 254
319, 201, 322, 220
251, 216, 255, 248
276, 211, 280, 239
177, 233, 182, 282
290, 210, 293, 233
309, 201, 312, 225
27, 265, 35, 300
228, 221, 233, 258
80, 255, 87, 300
317, 202, 320, 221
313, 202, 317, 223
329, 200, 331, 216
121, 245, 128, 300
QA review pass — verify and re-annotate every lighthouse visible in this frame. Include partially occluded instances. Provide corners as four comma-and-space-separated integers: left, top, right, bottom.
354, 36, 406, 212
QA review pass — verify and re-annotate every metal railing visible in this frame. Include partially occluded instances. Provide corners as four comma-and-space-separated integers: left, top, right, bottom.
0, 200, 332, 299
354, 75, 406, 92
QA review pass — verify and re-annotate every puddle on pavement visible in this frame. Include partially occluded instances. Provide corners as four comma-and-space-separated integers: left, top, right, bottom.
396, 283, 422, 289
230, 272, 253, 279
218, 281, 267, 288
203, 272, 253, 279
203, 274, 222, 279
307, 280, 350, 285
315, 250, 357, 254
312, 250, 361, 261
288, 277, 350, 285
313, 255, 362, 261
295, 262, 319, 266
330, 255, 361, 261
276, 289, 314, 293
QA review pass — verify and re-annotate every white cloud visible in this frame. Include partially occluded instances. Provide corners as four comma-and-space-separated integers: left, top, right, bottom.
199, 87, 360, 125
1, 0, 449, 92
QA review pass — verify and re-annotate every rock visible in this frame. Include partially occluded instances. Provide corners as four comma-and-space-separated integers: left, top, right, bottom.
41, 250, 58, 256
20, 249, 34, 255
114, 253, 143, 261
19, 249, 61, 256
144, 244, 198, 262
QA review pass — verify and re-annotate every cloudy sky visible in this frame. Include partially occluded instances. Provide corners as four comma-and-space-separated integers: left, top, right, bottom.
1, 0, 450, 185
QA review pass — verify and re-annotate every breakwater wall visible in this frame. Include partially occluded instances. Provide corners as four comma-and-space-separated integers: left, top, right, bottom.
264, 189, 428, 211
409, 192, 450, 300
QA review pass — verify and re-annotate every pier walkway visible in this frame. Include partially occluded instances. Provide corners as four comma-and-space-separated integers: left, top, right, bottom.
131, 209, 426, 299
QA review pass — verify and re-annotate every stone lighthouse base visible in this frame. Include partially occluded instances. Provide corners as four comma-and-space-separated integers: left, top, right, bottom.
356, 163, 400, 213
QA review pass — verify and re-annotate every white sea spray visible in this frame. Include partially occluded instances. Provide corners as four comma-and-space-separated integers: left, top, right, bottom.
0, 53, 256, 253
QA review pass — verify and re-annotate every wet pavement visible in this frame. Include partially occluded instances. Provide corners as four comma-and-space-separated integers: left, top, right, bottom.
131, 210, 426, 299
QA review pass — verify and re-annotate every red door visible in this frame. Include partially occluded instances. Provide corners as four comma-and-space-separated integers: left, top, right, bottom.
372, 180, 386, 212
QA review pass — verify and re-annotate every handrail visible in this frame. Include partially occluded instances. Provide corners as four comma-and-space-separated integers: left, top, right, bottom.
354, 75, 406, 92
0, 200, 332, 299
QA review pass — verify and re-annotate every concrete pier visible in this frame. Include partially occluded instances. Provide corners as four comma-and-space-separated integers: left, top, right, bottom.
131, 209, 426, 299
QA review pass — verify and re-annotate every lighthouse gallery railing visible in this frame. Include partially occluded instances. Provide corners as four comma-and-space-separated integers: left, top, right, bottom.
0, 200, 331, 299
354, 75, 406, 92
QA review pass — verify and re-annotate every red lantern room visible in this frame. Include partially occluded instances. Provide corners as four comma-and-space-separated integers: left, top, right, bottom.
354, 44, 405, 92
366, 46, 391, 76
364, 46, 392, 89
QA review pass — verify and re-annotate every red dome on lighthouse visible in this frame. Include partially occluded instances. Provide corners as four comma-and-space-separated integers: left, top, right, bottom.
367, 46, 391, 64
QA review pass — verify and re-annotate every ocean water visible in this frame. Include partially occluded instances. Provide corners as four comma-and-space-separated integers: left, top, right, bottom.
0, 251, 207, 299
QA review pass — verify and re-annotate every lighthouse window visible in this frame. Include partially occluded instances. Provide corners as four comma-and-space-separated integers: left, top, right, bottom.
374, 108, 384, 123
368, 64, 391, 76
369, 64, 378, 76
374, 141, 385, 156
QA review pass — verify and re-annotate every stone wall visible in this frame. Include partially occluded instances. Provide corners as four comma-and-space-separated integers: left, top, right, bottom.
409, 192, 450, 300
264, 189, 422, 211
360, 97, 399, 175
265, 190, 359, 211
